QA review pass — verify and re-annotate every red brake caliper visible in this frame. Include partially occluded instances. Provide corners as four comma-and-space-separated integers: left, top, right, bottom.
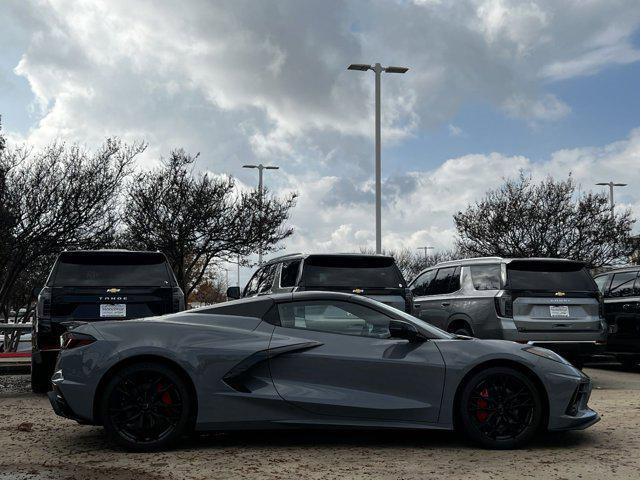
476, 387, 489, 422
156, 383, 173, 405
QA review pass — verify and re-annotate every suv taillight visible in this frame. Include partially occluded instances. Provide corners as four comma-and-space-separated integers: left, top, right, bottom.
172, 287, 185, 312
494, 291, 513, 318
61, 332, 96, 350
37, 287, 52, 319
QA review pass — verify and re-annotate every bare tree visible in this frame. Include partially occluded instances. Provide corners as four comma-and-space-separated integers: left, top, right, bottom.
122, 150, 297, 297
0, 138, 145, 319
454, 174, 635, 268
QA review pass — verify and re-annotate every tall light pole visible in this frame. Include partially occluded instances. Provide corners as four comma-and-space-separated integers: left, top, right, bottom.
348, 63, 409, 254
243, 163, 279, 264
596, 181, 627, 216
418, 246, 434, 258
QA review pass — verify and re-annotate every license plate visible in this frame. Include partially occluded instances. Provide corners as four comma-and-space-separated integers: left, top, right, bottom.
549, 305, 569, 317
100, 304, 126, 318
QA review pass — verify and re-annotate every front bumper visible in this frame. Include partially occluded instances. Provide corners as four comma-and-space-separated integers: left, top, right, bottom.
544, 370, 600, 431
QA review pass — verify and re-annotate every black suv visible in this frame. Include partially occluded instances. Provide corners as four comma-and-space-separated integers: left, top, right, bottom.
227, 253, 413, 313
32, 250, 185, 392
594, 266, 640, 368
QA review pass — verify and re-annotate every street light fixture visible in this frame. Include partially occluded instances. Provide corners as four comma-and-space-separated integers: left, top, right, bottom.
243, 164, 280, 264
596, 181, 627, 216
348, 62, 409, 254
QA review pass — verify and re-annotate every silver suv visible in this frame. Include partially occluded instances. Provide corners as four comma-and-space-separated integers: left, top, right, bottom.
409, 257, 606, 365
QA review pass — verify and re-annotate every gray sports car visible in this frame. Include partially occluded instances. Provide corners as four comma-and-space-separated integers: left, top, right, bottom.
48, 291, 599, 450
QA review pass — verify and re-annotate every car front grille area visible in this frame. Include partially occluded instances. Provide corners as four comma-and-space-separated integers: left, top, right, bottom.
565, 381, 591, 416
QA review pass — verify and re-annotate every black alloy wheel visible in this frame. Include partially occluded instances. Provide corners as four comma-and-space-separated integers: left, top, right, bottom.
459, 367, 542, 449
101, 362, 191, 451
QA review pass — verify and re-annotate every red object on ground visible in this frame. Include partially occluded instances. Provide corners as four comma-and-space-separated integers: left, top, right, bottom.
0, 352, 31, 358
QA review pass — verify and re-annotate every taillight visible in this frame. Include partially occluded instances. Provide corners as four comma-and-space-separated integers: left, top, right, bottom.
597, 292, 605, 319
61, 332, 96, 350
37, 287, 52, 319
172, 287, 185, 312
404, 288, 414, 313
494, 291, 513, 318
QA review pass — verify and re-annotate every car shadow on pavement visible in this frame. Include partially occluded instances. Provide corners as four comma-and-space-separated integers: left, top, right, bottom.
174, 427, 593, 452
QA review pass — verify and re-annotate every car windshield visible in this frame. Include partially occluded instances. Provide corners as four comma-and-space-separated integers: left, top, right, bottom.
53, 252, 172, 287
302, 255, 405, 288
506, 260, 595, 292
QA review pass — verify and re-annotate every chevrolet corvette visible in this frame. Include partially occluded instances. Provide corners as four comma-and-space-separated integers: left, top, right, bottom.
48, 291, 599, 450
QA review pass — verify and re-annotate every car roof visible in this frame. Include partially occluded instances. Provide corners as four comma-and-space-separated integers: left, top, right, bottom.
262, 252, 395, 266
593, 265, 640, 277
59, 249, 163, 255
411, 256, 585, 281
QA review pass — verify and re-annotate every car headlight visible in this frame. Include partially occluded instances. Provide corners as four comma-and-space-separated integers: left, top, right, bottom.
523, 346, 570, 364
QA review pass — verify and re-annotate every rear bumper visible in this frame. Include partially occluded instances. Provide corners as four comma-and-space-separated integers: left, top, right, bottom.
48, 387, 87, 423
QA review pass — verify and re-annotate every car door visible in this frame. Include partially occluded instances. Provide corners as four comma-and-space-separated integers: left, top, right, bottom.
267, 298, 446, 423
605, 270, 640, 345
416, 267, 457, 330
410, 269, 436, 323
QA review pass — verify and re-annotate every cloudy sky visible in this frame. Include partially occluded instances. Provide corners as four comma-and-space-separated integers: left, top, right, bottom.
2, 0, 640, 282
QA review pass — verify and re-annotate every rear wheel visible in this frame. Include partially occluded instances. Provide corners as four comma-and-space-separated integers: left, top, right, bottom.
458, 367, 543, 449
101, 362, 192, 451
448, 322, 473, 337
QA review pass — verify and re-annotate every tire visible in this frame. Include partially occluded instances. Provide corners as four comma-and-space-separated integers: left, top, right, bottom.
101, 362, 192, 451
449, 324, 473, 337
618, 356, 640, 369
458, 367, 543, 449
31, 354, 55, 394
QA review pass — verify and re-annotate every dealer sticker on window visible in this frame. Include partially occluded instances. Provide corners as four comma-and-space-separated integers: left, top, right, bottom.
100, 304, 126, 318
549, 305, 570, 317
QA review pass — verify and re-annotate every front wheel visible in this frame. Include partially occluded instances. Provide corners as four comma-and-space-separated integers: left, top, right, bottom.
458, 367, 543, 449
101, 362, 192, 451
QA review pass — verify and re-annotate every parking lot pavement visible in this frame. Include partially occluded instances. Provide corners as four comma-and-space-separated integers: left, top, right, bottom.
0, 365, 639, 480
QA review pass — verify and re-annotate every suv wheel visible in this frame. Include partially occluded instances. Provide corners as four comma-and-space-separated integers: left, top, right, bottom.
31, 354, 55, 394
458, 367, 543, 449
101, 362, 192, 451
449, 323, 473, 337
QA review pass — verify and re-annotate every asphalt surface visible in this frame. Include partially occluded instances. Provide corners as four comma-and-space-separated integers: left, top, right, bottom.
0, 363, 639, 480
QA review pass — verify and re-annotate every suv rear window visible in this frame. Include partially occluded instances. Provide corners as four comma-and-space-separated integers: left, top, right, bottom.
53, 252, 173, 286
302, 255, 404, 288
506, 260, 595, 292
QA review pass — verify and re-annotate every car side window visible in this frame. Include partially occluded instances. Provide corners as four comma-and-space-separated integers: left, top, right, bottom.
277, 300, 394, 339
430, 267, 456, 295
411, 270, 436, 296
280, 260, 301, 288
470, 264, 501, 290
257, 264, 277, 294
608, 271, 639, 298
244, 268, 263, 297
593, 275, 609, 294
448, 266, 461, 292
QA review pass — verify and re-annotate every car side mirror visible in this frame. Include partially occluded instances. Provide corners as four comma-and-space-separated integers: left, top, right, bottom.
389, 320, 423, 342
31, 286, 43, 299
226, 286, 241, 300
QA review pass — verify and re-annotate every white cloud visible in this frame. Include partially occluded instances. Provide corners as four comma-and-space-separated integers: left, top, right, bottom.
502, 93, 571, 122
2, 0, 640, 270
283, 128, 640, 255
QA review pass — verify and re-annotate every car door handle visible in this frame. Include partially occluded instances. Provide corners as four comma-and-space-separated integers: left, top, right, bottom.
441, 302, 450, 307
414, 303, 421, 309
